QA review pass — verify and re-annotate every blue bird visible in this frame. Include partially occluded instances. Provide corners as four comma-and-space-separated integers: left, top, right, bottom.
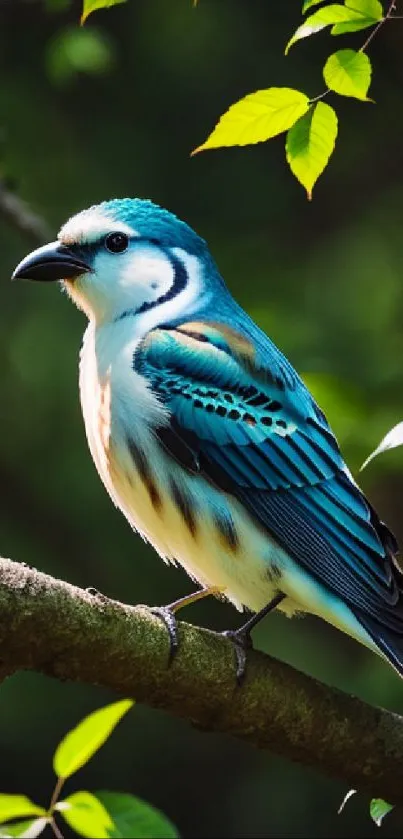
12, 197, 403, 680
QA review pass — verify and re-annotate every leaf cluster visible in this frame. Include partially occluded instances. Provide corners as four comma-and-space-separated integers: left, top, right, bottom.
0, 701, 178, 839
193, 0, 389, 197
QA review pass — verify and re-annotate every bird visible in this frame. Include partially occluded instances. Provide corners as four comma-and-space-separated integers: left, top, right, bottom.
12, 197, 403, 681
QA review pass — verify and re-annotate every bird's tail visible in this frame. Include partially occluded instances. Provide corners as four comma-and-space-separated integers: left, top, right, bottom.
362, 617, 403, 677
354, 505, 403, 677
355, 611, 403, 678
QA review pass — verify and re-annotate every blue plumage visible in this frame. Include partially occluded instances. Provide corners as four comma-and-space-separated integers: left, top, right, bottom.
12, 196, 403, 678
137, 322, 401, 629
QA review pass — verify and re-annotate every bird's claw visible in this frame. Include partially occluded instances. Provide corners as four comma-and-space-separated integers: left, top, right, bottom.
149, 606, 179, 664
222, 629, 253, 686
145, 586, 223, 665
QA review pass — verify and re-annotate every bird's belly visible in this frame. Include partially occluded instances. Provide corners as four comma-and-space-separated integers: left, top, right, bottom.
79, 327, 297, 614
102, 442, 380, 653
98, 433, 288, 613
81, 365, 379, 653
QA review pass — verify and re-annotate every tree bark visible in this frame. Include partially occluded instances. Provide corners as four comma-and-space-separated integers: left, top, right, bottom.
1, 555, 403, 804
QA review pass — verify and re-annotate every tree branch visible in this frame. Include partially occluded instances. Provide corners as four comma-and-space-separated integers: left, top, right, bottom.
0, 181, 51, 245
2, 555, 403, 804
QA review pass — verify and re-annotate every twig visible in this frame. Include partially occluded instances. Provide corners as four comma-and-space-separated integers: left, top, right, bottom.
49, 777, 65, 815
2, 555, 403, 805
310, 0, 399, 105
360, 0, 397, 52
49, 817, 64, 839
0, 181, 51, 245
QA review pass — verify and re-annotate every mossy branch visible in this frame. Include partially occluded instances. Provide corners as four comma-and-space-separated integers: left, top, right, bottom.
2, 556, 403, 804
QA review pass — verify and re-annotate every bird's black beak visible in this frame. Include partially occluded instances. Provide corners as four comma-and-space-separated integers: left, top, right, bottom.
11, 241, 91, 283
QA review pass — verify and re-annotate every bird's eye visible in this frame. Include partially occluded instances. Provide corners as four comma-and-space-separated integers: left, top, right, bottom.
104, 232, 129, 254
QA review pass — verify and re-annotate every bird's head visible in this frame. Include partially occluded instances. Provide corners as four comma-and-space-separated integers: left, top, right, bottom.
12, 198, 220, 326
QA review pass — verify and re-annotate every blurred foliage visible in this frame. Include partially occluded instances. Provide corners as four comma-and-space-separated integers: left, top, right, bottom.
45, 27, 115, 85
362, 421, 403, 470
1, 0, 403, 836
370, 799, 395, 828
0, 700, 178, 838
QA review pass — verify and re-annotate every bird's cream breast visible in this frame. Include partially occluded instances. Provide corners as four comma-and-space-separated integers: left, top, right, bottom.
79, 321, 164, 498
78, 321, 293, 615
98, 378, 112, 451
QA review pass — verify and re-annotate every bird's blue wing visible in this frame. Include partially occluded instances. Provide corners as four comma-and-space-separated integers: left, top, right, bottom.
135, 320, 402, 632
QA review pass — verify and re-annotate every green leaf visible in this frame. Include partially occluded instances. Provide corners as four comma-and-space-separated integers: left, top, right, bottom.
0, 798, 45, 825
323, 50, 372, 100
331, 0, 383, 33
0, 819, 48, 838
53, 699, 134, 780
97, 791, 179, 839
346, 0, 383, 17
331, 18, 378, 33
81, 0, 126, 24
286, 101, 338, 198
286, 2, 381, 52
361, 422, 403, 470
58, 792, 113, 838
193, 88, 310, 154
369, 799, 394, 827
302, 0, 328, 12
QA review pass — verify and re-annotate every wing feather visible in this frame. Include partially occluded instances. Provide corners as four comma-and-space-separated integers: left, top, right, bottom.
135, 320, 402, 632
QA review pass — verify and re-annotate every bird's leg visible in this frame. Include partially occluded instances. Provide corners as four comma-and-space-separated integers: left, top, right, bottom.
223, 591, 286, 685
150, 585, 224, 663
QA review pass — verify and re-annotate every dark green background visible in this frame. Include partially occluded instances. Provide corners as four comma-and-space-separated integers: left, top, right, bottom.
1, 0, 403, 835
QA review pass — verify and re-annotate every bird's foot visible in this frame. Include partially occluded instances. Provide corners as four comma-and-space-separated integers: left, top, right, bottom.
222, 628, 253, 686
148, 586, 224, 665
222, 591, 287, 685
149, 605, 180, 664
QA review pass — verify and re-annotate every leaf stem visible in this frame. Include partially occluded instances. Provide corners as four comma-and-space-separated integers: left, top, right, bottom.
360, 0, 397, 52
48, 776, 65, 815
310, 88, 330, 104
49, 817, 64, 839
48, 778, 65, 839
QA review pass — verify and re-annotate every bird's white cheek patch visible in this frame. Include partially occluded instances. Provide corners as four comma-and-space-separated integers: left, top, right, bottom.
137, 248, 202, 335
119, 249, 174, 298
76, 245, 176, 322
